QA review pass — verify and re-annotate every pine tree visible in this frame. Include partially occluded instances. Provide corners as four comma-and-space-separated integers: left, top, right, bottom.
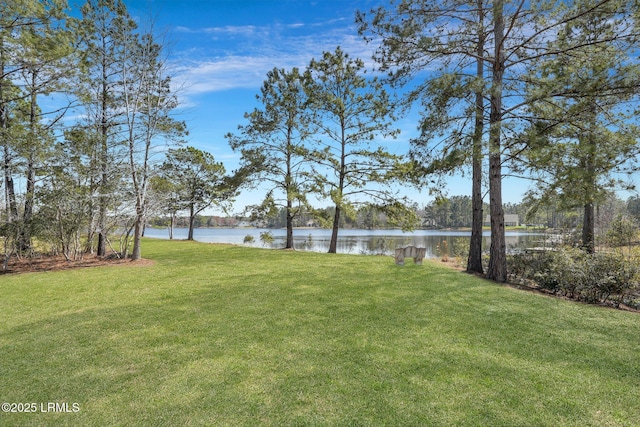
227, 67, 313, 249
522, 0, 640, 253
78, 0, 137, 255
304, 47, 408, 253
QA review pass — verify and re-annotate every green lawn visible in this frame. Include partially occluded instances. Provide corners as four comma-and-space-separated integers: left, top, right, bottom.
1, 239, 639, 426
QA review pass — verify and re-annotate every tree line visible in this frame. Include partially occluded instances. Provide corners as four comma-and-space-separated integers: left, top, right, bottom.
2, 0, 640, 284
150, 192, 640, 239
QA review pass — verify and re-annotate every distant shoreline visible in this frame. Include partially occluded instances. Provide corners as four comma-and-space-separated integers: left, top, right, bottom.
147, 225, 550, 233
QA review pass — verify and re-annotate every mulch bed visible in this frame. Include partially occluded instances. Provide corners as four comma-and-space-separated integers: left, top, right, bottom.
1, 253, 153, 275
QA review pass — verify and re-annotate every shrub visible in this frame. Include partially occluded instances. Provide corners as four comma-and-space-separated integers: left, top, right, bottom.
606, 215, 638, 248
507, 247, 639, 307
450, 237, 469, 264
507, 250, 564, 292
582, 253, 639, 305
259, 231, 275, 247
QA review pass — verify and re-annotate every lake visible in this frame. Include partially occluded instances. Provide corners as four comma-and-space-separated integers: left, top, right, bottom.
143, 227, 546, 258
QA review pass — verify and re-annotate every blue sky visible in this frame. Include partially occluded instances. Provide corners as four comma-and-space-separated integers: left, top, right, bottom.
121, 0, 530, 214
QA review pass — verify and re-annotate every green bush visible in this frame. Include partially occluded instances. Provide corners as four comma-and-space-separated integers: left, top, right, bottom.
606, 215, 638, 248
507, 250, 563, 292
450, 237, 469, 261
507, 248, 639, 307
259, 231, 275, 247
583, 253, 638, 305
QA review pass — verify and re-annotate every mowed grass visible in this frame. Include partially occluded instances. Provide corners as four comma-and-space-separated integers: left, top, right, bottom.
1, 239, 639, 426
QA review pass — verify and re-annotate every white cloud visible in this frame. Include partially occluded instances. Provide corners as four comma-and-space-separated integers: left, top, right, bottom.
203, 25, 260, 37
170, 16, 379, 98
175, 24, 267, 39
173, 55, 297, 95
174, 25, 196, 33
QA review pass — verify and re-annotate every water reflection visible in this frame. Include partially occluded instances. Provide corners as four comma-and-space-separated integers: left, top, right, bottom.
143, 227, 544, 258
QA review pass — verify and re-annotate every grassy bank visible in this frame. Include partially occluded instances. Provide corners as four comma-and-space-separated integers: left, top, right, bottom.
1, 239, 639, 426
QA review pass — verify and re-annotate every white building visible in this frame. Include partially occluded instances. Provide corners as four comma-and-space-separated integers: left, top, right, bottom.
484, 214, 520, 227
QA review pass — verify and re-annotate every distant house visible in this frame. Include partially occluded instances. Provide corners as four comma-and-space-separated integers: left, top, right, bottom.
484, 214, 519, 227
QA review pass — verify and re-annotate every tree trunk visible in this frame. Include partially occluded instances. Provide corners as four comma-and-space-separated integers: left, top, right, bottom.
286, 199, 294, 249
97, 43, 109, 257
467, 0, 485, 275
168, 212, 175, 240
96, 135, 108, 255
97, 229, 107, 257
329, 205, 340, 253
3, 145, 17, 223
131, 216, 143, 260
329, 125, 347, 254
580, 100, 597, 253
85, 154, 97, 254
131, 192, 145, 260
1, 39, 18, 224
468, 173, 484, 273
20, 71, 39, 253
486, 0, 507, 282
582, 202, 595, 253
19, 155, 36, 253
487, 155, 506, 282
188, 204, 195, 240
285, 135, 295, 249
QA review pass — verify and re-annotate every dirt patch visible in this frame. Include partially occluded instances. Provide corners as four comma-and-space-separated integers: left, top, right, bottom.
0, 253, 154, 275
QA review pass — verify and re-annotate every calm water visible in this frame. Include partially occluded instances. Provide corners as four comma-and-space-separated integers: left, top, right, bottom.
143, 227, 545, 258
